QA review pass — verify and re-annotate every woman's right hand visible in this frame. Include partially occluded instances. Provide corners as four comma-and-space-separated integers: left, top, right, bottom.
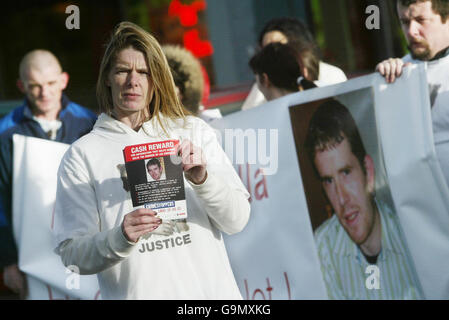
121, 208, 162, 243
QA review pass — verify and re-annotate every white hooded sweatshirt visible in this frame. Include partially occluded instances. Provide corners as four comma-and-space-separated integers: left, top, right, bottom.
54, 113, 250, 299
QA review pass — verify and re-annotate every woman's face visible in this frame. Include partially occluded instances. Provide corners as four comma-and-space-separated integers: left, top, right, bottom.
107, 47, 154, 116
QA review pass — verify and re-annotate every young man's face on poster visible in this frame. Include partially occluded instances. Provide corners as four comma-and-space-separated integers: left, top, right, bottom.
147, 163, 162, 181
314, 135, 376, 246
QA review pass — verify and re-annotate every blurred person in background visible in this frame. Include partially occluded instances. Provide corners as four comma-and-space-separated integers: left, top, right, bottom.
0, 49, 97, 298
242, 17, 347, 110
249, 42, 317, 102
162, 45, 221, 123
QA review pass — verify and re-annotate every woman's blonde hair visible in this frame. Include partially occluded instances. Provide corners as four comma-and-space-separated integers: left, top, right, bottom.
96, 21, 188, 129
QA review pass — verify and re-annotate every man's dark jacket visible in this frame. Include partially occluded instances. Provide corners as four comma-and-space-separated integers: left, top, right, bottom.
0, 96, 97, 269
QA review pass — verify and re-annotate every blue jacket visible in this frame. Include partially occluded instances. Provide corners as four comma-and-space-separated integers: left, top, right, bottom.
0, 96, 97, 269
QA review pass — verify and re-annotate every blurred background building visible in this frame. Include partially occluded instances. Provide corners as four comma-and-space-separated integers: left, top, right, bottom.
0, 0, 406, 117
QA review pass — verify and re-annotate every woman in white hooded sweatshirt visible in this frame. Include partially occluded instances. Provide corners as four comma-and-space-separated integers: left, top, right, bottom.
53, 22, 250, 300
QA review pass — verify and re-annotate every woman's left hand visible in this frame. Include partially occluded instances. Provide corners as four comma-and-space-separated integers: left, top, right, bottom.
177, 139, 207, 184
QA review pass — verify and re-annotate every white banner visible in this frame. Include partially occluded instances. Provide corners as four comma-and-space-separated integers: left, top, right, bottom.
214, 64, 449, 299
12, 134, 101, 300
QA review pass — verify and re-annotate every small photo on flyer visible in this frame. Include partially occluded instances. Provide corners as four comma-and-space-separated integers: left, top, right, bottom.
145, 157, 167, 182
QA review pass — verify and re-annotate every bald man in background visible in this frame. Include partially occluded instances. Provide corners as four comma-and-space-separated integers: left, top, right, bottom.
0, 50, 97, 298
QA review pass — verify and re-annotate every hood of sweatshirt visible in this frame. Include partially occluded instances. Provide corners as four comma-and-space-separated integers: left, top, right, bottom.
90, 113, 194, 143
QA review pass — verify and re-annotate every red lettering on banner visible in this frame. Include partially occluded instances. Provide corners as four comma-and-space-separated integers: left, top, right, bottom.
254, 168, 268, 201
245, 163, 252, 202
243, 272, 291, 300
284, 272, 292, 300
266, 277, 273, 300
47, 285, 70, 300
252, 288, 266, 300
238, 164, 269, 203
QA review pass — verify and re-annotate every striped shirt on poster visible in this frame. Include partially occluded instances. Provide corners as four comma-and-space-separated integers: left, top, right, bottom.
314, 201, 424, 300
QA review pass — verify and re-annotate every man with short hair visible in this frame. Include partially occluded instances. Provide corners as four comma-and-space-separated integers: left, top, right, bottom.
378, 0, 449, 81
376, 0, 449, 185
305, 100, 423, 299
0, 49, 97, 298
146, 158, 164, 181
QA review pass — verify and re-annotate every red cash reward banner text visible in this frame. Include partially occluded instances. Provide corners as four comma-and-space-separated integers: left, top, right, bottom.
123, 140, 179, 162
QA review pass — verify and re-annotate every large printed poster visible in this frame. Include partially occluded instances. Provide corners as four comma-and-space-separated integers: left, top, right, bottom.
214, 64, 449, 299
290, 91, 423, 299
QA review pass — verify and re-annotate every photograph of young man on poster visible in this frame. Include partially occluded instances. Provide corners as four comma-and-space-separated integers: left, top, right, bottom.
301, 99, 423, 300
146, 157, 166, 182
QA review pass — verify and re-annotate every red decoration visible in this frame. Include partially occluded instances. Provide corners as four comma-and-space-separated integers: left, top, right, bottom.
167, 0, 214, 98
183, 29, 213, 58
168, 0, 206, 27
